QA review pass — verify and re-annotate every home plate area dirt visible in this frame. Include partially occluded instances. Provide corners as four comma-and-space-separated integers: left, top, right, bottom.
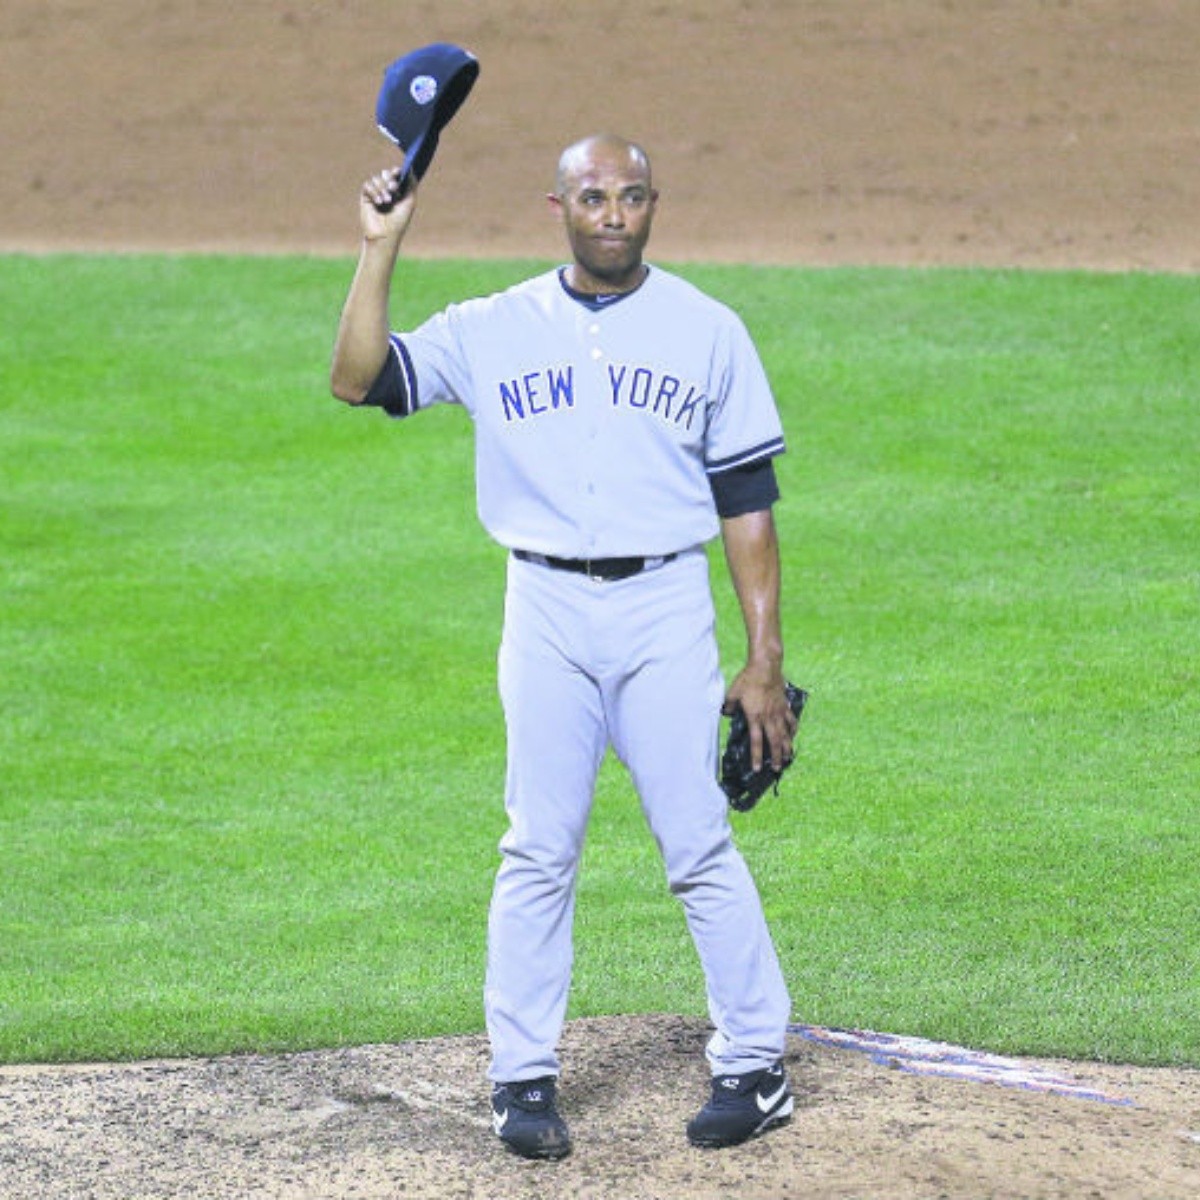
2, 1, 1199, 1197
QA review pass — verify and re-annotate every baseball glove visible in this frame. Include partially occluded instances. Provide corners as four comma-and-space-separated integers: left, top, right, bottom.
720, 682, 809, 812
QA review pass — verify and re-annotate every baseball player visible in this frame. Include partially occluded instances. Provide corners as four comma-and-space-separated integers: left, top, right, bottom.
331, 134, 798, 1159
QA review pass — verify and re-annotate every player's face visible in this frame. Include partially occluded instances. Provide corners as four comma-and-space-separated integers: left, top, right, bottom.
552, 144, 658, 293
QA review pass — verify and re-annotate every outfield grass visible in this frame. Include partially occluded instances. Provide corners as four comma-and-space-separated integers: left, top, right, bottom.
1, 254, 1196, 1065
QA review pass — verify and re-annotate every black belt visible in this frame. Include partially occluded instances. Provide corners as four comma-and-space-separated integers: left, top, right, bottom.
514, 549, 677, 582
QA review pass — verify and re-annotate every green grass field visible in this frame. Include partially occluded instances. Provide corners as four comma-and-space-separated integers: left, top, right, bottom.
1, 254, 1196, 1066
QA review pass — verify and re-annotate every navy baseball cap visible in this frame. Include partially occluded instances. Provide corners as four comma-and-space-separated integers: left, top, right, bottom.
375, 43, 480, 188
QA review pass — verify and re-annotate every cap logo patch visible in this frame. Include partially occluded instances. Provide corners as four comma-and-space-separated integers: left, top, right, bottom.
410, 75, 438, 105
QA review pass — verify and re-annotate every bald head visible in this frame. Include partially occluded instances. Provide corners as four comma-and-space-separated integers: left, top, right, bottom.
555, 135, 653, 197
548, 133, 658, 294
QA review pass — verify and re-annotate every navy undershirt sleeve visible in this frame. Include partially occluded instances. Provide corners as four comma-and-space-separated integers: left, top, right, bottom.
361, 345, 410, 417
709, 459, 780, 518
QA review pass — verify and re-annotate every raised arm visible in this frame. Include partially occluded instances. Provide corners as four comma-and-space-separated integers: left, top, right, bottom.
720, 506, 797, 772
330, 168, 418, 404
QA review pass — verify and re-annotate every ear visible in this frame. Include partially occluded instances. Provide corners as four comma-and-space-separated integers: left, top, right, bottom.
546, 192, 564, 218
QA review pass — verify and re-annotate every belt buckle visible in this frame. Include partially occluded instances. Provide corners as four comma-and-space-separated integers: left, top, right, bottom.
583, 558, 606, 583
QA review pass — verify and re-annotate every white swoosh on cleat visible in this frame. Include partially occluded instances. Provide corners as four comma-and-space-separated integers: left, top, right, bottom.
492, 1107, 509, 1134
756, 1080, 788, 1114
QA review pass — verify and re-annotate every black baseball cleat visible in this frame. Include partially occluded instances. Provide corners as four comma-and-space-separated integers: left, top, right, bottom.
491, 1076, 572, 1160
686, 1060, 794, 1148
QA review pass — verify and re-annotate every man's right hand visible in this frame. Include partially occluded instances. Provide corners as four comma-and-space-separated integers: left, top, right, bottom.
360, 166, 418, 241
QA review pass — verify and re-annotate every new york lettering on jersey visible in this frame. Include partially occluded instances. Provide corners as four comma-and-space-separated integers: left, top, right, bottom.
494, 361, 705, 433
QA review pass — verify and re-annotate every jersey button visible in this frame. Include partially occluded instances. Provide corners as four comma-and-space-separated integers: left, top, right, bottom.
590, 347, 603, 361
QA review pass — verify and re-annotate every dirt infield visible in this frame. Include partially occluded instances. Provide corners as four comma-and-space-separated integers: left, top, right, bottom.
3, 1015, 1199, 1200
2, 0, 1197, 269
3, 2, 1199, 1197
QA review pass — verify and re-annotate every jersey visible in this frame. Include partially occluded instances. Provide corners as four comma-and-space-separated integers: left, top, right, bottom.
378, 265, 785, 558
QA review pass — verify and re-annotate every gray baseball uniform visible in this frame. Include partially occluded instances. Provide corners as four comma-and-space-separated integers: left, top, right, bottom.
369, 263, 791, 1081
